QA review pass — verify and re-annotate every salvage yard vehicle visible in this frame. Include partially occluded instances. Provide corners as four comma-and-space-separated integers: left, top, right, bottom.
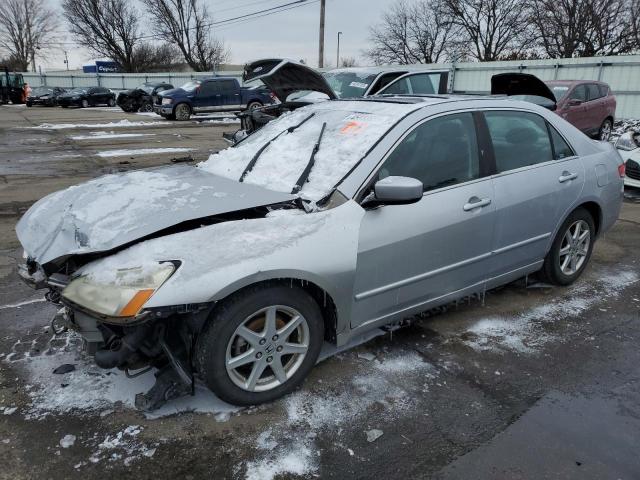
491, 74, 617, 141
154, 77, 275, 121
232, 59, 451, 142
117, 82, 173, 112
614, 130, 640, 188
26, 86, 67, 107
16, 93, 624, 408
0, 66, 25, 104
57, 86, 116, 108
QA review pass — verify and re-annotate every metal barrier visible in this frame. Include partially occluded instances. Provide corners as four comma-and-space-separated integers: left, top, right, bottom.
18, 55, 640, 118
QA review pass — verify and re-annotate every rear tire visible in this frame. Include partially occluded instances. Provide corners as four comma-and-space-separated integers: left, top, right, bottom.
81, 99, 89, 108
541, 208, 595, 286
598, 118, 613, 141
139, 101, 153, 112
196, 284, 323, 406
247, 101, 263, 111
108, 98, 116, 107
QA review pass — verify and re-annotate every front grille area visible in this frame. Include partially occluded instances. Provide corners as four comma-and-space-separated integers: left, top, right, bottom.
627, 159, 640, 180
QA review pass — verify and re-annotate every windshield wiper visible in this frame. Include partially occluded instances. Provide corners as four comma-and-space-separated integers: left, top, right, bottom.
239, 113, 316, 182
291, 122, 327, 195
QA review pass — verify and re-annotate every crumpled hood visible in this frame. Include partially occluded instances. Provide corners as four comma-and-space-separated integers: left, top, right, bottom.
16, 165, 294, 266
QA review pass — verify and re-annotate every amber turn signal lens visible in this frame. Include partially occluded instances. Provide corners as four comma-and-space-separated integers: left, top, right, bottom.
119, 289, 155, 317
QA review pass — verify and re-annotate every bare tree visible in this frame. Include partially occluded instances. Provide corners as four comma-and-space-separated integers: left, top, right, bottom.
340, 57, 357, 67
441, 0, 530, 61
131, 43, 184, 72
62, 0, 144, 72
529, 0, 636, 58
0, 0, 58, 72
142, 0, 229, 71
366, 0, 457, 65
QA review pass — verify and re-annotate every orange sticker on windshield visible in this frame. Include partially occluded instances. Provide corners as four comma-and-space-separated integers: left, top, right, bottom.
341, 121, 365, 134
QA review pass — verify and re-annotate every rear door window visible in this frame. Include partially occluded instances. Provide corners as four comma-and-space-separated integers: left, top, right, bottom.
586, 84, 601, 101
200, 81, 220, 95
547, 124, 575, 159
220, 80, 238, 92
484, 111, 554, 173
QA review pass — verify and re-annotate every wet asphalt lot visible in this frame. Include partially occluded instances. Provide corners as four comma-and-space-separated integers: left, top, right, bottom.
1, 104, 640, 480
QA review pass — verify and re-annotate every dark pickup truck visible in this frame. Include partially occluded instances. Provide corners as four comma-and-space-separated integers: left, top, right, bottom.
154, 77, 275, 120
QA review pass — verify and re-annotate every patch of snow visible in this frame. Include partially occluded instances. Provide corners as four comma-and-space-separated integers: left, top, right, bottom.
96, 147, 194, 158
0, 297, 46, 310
70, 131, 156, 140
366, 429, 383, 442
200, 100, 418, 201
28, 119, 170, 130
60, 434, 76, 448
87, 426, 158, 467
463, 270, 639, 353
357, 352, 376, 361
1, 407, 17, 415
242, 350, 437, 478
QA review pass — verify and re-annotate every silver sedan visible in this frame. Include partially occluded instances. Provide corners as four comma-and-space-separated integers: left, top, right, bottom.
16, 96, 624, 407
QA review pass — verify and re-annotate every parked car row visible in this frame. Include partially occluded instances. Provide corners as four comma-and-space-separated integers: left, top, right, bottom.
26, 86, 117, 108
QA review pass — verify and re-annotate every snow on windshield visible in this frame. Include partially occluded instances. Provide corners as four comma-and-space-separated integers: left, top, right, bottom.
200, 101, 417, 201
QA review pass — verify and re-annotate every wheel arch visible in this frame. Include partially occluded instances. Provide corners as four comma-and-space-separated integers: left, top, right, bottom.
173, 101, 192, 114
208, 273, 342, 344
549, 200, 603, 254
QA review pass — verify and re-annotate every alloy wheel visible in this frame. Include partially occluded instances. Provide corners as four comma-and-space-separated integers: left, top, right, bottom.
175, 104, 190, 120
225, 305, 310, 392
600, 120, 612, 141
559, 219, 591, 276
81, 99, 88, 108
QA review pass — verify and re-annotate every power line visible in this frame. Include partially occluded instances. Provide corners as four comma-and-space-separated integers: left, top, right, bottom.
215, 0, 320, 31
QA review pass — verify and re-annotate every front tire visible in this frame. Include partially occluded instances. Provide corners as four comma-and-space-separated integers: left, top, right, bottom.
196, 284, 323, 406
598, 118, 612, 141
174, 103, 191, 121
139, 101, 153, 112
541, 208, 595, 285
81, 99, 89, 108
108, 97, 116, 107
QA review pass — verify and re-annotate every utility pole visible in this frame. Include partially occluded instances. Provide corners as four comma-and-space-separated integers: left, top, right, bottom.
318, 0, 325, 68
336, 32, 342, 68
64, 51, 69, 71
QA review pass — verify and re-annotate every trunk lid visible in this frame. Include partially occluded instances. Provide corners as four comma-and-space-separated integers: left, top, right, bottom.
17, 165, 294, 266
243, 59, 337, 102
491, 73, 557, 107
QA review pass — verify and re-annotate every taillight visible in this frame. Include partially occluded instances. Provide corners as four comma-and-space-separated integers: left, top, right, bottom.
270, 92, 277, 101
618, 163, 626, 178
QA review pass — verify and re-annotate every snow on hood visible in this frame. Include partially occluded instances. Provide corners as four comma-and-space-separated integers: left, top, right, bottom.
17, 165, 294, 266
200, 100, 418, 201
78, 209, 328, 287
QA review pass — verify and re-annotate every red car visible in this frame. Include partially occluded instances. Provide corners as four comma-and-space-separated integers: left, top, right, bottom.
546, 80, 616, 141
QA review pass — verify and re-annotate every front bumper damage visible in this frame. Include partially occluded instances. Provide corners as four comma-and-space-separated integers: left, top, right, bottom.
19, 261, 212, 411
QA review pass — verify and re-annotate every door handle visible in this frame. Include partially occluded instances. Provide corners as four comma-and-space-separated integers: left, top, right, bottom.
558, 171, 578, 183
463, 196, 491, 211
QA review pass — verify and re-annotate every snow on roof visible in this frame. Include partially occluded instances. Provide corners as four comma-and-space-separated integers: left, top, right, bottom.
199, 100, 420, 201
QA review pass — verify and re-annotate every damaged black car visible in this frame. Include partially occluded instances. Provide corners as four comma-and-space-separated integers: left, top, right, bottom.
117, 82, 174, 113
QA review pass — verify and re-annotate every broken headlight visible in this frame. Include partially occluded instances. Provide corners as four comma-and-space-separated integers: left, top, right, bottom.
161, 98, 173, 105
62, 263, 176, 318
615, 131, 640, 151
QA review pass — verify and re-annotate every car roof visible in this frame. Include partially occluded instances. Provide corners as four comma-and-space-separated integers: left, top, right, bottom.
348, 94, 555, 111
326, 65, 449, 76
546, 79, 608, 86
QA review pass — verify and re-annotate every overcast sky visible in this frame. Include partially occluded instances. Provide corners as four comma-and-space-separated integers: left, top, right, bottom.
42, 0, 388, 71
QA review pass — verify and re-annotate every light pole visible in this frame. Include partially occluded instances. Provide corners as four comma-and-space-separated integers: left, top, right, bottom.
336, 32, 342, 68
63, 50, 69, 71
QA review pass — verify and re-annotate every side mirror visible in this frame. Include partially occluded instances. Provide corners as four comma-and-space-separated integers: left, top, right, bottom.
370, 176, 423, 205
568, 98, 582, 107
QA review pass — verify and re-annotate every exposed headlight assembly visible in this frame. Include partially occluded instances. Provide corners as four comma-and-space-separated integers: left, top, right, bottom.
615, 131, 640, 151
62, 262, 176, 319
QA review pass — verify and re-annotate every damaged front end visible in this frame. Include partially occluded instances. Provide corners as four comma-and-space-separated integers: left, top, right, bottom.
20, 256, 213, 410
16, 165, 299, 410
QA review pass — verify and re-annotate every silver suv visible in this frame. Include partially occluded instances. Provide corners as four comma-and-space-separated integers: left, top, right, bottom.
17, 96, 624, 407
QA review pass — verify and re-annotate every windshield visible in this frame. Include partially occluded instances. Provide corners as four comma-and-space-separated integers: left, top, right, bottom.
323, 71, 377, 98
200, 101, 417, 201
32, 87, 54, 95
181, 80, 201, 92
137, 84, 154, 94
69, 88, 87, 94
547, 84, 570, 100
